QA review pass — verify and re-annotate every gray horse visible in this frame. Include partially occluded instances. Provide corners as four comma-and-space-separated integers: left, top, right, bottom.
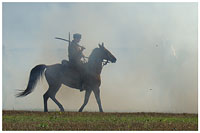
17, 43, 117, 112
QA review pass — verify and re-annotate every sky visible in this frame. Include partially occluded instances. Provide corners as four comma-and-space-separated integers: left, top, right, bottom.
2, 2, 198, 113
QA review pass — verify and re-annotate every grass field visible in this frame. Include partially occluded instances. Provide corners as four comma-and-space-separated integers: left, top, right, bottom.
2, 110, 198, 131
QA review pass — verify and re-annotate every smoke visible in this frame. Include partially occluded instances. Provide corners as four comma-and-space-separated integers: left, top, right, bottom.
2, 3, 198, 113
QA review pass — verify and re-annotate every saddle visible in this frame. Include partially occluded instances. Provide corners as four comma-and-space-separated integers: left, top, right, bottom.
61, 59, 85, 71
61, 60, 70, 66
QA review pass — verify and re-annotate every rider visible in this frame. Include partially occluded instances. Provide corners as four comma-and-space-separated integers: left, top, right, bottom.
68, 33, 85, 66
68, 33, 86, 91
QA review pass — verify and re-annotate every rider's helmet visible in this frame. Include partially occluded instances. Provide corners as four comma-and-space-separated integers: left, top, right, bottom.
73, 33, 81, 39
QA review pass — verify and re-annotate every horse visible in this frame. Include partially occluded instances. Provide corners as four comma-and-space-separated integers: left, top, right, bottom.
17, 43, 117, 112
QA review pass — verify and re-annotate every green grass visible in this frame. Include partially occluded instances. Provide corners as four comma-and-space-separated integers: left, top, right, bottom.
3, 113, 197, 124
2, 111, 198, 131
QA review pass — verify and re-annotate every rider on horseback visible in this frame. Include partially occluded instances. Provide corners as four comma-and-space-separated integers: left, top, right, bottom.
68, 33, 85, 66
68, 33, 86, 91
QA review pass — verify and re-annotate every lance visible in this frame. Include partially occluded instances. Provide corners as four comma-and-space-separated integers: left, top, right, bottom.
55, 37, 70, 43
55, 33, 85, 50
69, 32, 71, 45
55, 32, 71, 44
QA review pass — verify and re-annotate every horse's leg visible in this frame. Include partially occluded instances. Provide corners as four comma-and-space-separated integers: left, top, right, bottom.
43, 90, 50, 112
78, 89, 92, 112
49, 94, 64, 112
48, 84, 64, 112
93, 87, 103, 112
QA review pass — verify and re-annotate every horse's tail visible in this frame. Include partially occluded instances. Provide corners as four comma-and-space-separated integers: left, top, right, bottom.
16, 64, 47, 97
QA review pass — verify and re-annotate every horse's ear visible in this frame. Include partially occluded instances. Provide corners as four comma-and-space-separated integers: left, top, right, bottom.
102, 42, 104, 47
98, 43, 102, 48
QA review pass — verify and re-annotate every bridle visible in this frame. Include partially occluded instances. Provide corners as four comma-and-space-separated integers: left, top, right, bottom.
82, 47, 112, 67
83, 56, 110, 67
102, 59, 110, 66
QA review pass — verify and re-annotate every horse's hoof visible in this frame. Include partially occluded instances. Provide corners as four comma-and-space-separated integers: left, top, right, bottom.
60, 108, 64, 112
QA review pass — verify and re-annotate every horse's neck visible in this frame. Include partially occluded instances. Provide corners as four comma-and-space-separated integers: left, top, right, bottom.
87, 59, 103, 75
87, 48, 103, 75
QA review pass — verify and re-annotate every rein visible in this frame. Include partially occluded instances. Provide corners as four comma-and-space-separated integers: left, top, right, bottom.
83, 56, 110, 67
102, 60, 110, 66
83, 48, 111, 67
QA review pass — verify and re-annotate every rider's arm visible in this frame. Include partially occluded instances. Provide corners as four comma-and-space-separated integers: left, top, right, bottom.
77, 44, 85, 51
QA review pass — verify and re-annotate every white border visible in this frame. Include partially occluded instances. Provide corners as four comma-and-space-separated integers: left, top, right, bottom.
1, 1, 199, 132
1, 0, 200, 2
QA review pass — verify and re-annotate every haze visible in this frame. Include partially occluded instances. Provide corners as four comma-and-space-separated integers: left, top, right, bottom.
2, 3, 198, 113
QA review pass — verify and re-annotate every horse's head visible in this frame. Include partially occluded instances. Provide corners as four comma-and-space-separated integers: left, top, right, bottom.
87, 43, 117, 74
98, 43, 117, 63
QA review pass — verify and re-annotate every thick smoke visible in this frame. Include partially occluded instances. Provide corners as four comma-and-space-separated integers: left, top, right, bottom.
2, 3, 197, 113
